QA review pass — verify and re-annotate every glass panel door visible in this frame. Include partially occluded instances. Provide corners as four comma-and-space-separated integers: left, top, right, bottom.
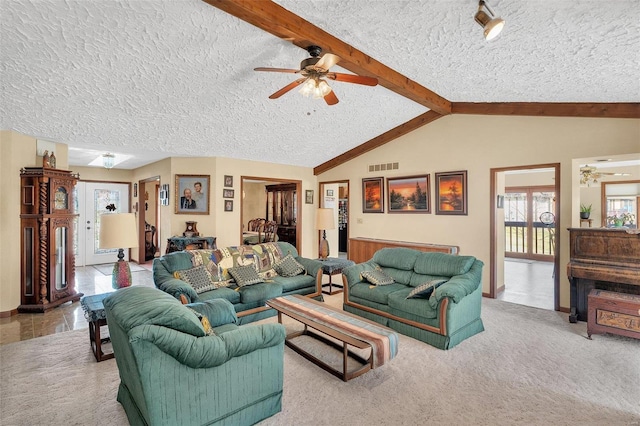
505, 186, 554, 259
82, 182, 130, 265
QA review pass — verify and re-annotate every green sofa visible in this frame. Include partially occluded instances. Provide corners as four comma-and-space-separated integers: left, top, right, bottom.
104, 286, 286, 426
342, 248, 484, 350
153, 241, 323, 324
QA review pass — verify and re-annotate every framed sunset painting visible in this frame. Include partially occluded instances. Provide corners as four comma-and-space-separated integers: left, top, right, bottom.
387, 175, 430, 213
362, 177, 384, 213
435, 170, 468, 215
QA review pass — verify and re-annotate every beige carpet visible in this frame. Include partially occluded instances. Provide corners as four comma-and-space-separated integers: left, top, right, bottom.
1, 296, 638, 426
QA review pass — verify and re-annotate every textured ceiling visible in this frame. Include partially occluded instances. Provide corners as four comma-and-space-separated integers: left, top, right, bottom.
1, 0, 638, 170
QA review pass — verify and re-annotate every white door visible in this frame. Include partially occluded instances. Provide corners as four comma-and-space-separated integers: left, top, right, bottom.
77, 182, 130, 266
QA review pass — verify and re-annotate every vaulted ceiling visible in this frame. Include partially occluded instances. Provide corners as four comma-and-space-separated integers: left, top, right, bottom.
1, 0, 638, 171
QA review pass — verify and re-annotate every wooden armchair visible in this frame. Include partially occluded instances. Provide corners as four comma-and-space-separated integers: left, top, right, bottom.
259, 220, 278, 243
247, 218, 265, 232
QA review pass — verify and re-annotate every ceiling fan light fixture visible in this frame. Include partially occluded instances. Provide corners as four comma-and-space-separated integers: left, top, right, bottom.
475, 0, 504, 40
299, 79, 316, 97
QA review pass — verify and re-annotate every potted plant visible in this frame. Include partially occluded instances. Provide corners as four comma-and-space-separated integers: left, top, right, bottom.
580, 203, 592, 219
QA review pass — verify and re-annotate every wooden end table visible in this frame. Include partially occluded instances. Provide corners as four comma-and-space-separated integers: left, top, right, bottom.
81, 293, 115, 362
319, 257, 355, 295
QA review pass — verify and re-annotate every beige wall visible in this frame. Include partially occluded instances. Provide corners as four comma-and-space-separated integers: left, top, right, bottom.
213, 157, 317, 257
2, 116, 638, 313
242, 182, 268, 228
317, 114, 640, 310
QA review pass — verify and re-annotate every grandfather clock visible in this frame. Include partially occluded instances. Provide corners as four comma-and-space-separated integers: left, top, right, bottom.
19, 167, 82, 312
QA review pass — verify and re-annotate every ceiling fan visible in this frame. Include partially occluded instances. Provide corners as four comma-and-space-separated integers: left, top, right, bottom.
254, 45, 378, 105
580, 165, 630, 185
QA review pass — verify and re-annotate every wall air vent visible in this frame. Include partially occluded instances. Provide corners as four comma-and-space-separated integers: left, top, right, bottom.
368, 162, 399, 173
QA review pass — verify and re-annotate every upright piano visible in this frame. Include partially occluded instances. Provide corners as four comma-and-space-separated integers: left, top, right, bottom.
566, 227, 640, 322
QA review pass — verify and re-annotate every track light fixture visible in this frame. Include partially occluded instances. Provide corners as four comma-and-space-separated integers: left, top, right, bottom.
475, 0, 505, 41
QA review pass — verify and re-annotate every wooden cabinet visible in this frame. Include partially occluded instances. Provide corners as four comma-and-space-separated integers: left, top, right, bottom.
348, 237, 459, 264
265, 183, 297, 247
588, 289, 640, 340
19, 167, 82, 312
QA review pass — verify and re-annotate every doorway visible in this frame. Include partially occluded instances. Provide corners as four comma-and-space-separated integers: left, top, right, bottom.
76, 181, 130, 266
490, 164, 560, 311
137, 177, 160, 264
319, 180, 349, 259
240, 176, 302, 249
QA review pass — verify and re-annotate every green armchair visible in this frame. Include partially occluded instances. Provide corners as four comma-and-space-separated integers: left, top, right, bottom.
104, 286, 286, 426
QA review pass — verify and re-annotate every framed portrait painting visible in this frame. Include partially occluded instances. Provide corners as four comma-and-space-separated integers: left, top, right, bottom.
435, 170, 468, 215
224, 175, 233, 187
362, 177, 384, 213
223, 189, 234, 199
387, 175, 430, 213
305, 190, 314, 204
224, 200, 233, 212
175, 174, 210, 214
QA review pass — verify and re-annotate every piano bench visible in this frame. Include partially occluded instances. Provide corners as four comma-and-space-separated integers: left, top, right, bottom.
587, 289, 640, 340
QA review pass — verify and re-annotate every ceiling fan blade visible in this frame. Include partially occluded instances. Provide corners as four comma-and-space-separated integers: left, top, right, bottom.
254, 67, 299, 74
324, 90, 339, 106
327, 72, 378, 86
316, 53, 340, 71
268, 78, 307, 99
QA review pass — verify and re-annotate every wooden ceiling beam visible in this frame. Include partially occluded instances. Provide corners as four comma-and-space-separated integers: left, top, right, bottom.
313, 111, 443, 175
203, 0, 452, 115
452, 102, 640, 119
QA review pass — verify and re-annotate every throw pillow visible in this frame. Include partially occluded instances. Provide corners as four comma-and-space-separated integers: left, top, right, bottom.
406, 279, 448, 299
361, 269, 395, 286
175, 266, 217, 294
187, 308, 216, 336
273, 253, 305, 277
228, 265, 263, 287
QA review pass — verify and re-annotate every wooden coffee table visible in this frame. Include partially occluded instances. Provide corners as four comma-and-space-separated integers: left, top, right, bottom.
267, 295, 398, 381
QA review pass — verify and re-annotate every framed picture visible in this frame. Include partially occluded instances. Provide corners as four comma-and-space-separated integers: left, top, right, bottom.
305, 190, 314, 204
223, 189, 234, 198
175, 174, 210, 215
224, 175, 233, 187
435, 170, 468, 215
327, 189, 334, 196
160, 184, 169, 206
362, 177, 384, 213
387, 175, 430, 213
224, 200, 233, 212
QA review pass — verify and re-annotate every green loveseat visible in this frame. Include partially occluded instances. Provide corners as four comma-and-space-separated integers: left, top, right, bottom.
342, 248, 484, 350
153, 241, 323, 324
104, 286, 286, 426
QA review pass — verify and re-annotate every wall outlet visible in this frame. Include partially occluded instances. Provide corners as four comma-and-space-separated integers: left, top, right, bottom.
357, 218, 363, 224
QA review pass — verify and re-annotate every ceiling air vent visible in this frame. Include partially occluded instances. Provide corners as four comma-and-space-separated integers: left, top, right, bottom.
368, 162, 399, 173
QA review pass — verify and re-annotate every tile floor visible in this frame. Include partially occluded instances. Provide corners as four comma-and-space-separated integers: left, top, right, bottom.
0, 262, 155, 345
498, 258, 554, 310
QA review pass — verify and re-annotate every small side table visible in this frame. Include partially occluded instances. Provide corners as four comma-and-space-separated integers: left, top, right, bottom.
81, 293, 115, 362
319, 258, 355, 295
580, 218, 593, 227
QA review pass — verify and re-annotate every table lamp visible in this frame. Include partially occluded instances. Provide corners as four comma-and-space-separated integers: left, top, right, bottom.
316, 208, 335, 260
99, 213, 138, 289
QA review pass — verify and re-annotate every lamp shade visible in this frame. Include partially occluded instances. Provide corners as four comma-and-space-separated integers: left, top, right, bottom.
99, 213, 138, 249
315, 208, 335, 230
